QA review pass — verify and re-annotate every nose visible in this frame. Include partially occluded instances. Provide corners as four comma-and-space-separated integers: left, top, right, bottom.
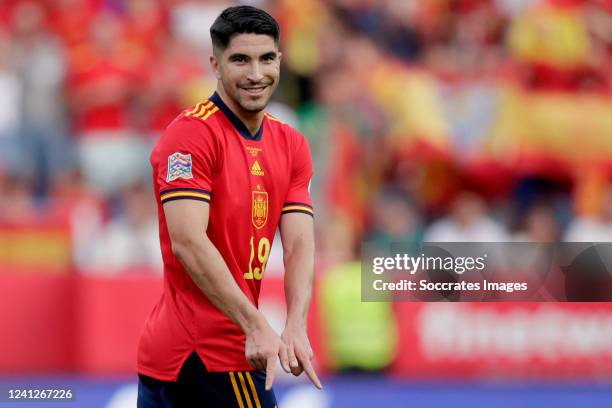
246, 61, 264, 83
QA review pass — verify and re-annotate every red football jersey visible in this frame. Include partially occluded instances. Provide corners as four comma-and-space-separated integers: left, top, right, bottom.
138, 92, 313, 380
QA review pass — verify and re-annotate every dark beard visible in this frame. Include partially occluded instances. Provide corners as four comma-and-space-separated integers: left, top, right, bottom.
222, 79, 274, 114
240, 102, 266, 113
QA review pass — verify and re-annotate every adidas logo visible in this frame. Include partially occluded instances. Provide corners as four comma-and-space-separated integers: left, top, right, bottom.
251, 160, 264, 176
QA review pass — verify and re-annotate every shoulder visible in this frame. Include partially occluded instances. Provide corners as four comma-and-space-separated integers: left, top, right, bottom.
163, 101, 224, 143
169, 100, 222, 135
151, 102, 223, 163
183, 99, 222, 125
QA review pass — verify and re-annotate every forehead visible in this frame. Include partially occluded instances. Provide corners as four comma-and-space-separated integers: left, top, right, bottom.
224, 33, 278, 55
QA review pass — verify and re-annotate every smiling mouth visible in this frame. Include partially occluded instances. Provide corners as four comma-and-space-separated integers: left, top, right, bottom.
241, 85, 268, 96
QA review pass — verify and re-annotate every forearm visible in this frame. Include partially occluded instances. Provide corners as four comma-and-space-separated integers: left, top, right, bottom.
174, 238, 264, 334
283, 238, 315, 329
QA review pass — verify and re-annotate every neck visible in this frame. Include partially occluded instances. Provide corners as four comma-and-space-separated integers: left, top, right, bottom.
217, 86, 264, 136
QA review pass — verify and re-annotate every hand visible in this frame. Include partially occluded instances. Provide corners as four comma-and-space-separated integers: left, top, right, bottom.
281, 324, 323, 389
245, 317, 290, 390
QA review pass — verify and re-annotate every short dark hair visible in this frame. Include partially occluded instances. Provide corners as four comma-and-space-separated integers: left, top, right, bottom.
210, 6, 280, 52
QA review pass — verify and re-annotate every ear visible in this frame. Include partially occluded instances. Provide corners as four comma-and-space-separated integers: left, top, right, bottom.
209, 55, 221, 80
277, 51, 282, 64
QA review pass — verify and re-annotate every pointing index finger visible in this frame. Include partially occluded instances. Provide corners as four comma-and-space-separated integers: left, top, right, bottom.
279, 342, 290, 373
300, 357, 323, 389
265, 356, 276, 391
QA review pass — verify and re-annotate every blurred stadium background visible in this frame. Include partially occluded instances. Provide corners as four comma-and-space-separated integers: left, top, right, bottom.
1, 0, 612, 406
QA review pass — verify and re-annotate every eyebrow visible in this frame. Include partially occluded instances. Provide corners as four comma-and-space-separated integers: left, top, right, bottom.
228, 51, 277, 60
229, 53, 248, 60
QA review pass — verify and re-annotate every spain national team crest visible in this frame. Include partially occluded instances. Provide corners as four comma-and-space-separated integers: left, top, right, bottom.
252, 191, 268, 229
167, 152, 193, 182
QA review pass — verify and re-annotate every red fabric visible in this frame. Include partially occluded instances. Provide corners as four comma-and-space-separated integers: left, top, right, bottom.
47, 0, 100, 47
67, 56, 137, 133
326, 123, 364, 226
148, 100, 184, 133
139, 96, 313, 380
547, 0, 584, 8
122, 5, 168, 56
0, 4, 13, 29
142, 51, 204, 133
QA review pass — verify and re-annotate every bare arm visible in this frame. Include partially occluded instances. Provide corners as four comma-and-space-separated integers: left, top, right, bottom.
165, 199, 262, 331
280, 212, 322, 389
281, 213, 315, 329
164, 199, 288, 388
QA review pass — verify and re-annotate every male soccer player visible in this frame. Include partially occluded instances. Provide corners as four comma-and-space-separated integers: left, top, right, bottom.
137, 5, 321, 408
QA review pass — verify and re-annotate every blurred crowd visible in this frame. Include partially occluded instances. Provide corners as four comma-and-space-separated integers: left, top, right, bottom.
0, 0, 611, 273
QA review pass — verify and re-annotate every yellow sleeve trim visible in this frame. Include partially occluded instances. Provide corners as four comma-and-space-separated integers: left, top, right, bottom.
185, 101, 219, 122
185, 100, 211, 116
160, 191, 211, 202
282, 205, 314, 214
198, 106, 219, 121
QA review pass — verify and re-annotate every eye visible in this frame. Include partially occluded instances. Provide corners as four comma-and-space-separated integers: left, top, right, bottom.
262, 54, 276, 62
232, 55, 246, 63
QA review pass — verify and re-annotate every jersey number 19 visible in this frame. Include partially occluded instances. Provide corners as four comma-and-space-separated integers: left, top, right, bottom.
245, 236, 270, 280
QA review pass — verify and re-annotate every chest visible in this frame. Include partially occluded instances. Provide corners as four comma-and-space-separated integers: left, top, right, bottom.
212, 129, 292, 216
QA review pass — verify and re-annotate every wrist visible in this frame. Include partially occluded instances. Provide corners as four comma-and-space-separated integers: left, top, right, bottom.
243, 311, 268, 336
285, 316, 307, 332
